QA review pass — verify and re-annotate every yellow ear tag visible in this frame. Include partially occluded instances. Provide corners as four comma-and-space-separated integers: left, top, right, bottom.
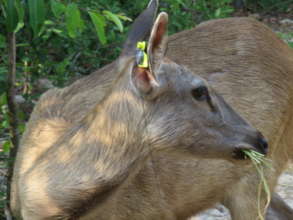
136, 41, 149, 68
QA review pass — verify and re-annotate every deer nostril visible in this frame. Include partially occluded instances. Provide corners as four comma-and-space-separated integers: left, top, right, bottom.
257, 136, 268, 155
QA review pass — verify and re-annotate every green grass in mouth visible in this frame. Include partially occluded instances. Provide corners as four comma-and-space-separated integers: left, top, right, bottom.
243, 150, 272, 220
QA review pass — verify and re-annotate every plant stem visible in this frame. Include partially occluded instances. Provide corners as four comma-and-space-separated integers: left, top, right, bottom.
5, 31, 19, 220
243, 150, 272, 220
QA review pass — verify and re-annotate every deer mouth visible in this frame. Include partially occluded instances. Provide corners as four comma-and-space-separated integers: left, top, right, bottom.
232, 148, 248, 160
232, 144, 256, 160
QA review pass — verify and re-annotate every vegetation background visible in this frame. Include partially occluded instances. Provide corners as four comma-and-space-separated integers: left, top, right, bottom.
0, 0, 292, 218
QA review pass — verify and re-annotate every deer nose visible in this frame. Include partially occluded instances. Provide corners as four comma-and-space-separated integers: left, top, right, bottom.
256, 134, 268, 155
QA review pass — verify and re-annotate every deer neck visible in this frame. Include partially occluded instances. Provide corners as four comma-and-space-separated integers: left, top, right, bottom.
80, 84, 149, 190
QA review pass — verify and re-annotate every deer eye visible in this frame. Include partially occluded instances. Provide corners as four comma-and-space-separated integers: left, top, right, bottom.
191, 86, 209, 101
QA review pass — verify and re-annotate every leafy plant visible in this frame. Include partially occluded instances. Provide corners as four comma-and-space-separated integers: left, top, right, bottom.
195, 0, 234, 19
28, 0, 46, 37
245, 0, 293, 13
278, 32, 293, 48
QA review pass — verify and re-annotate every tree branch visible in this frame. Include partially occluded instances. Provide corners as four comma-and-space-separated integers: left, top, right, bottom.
5, 31, 19, 220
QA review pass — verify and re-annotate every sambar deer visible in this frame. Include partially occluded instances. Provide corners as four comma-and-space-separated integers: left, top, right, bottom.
10, 1, 268, 219
62, 6, 293, 220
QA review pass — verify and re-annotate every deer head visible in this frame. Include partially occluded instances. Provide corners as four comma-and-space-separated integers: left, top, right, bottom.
99, 0, 268, 162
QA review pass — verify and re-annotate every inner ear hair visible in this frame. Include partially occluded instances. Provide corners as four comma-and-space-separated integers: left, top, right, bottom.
147, 12, 169, 75
148, 12, 168, 53
151, 18, 168, 52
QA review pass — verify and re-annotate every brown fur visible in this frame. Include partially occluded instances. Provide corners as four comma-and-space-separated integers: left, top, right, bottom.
11, 12, 292, 220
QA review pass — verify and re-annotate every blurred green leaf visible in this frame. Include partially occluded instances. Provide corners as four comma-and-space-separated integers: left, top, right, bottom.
0, 0, 8, 7
3, 140, 11, 153
50, 0, 66, 18
14, 0, 25, 33
52, 28, 63, 35
44, 20, 55, 25
215, 8, 221, 18
175, 0, 185, 6
16, 43, 30, 47
66, 3, 84, 38
0, 93, 7, 106
6, 0, 18, 32
88, 11, 107, 45
103, 10, 123, 32
17, 109, 26, 121
56, 57, 70, 74
18, 123, 25, 134
28, 0, 46, 37
117, 14, 132, 22
0, 34, 6, 48
0, 67, 7, 79
1, 120, 9, 129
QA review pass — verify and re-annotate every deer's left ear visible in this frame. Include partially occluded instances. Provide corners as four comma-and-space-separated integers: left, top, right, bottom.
147, 12, 168, 75
131, 12, 168, 98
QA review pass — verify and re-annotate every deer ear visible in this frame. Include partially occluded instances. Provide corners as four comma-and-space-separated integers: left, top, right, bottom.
131, 12, 168, 98
147, 12, 168, 75
131, 67, 159, 98
121, 0, 158, 56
